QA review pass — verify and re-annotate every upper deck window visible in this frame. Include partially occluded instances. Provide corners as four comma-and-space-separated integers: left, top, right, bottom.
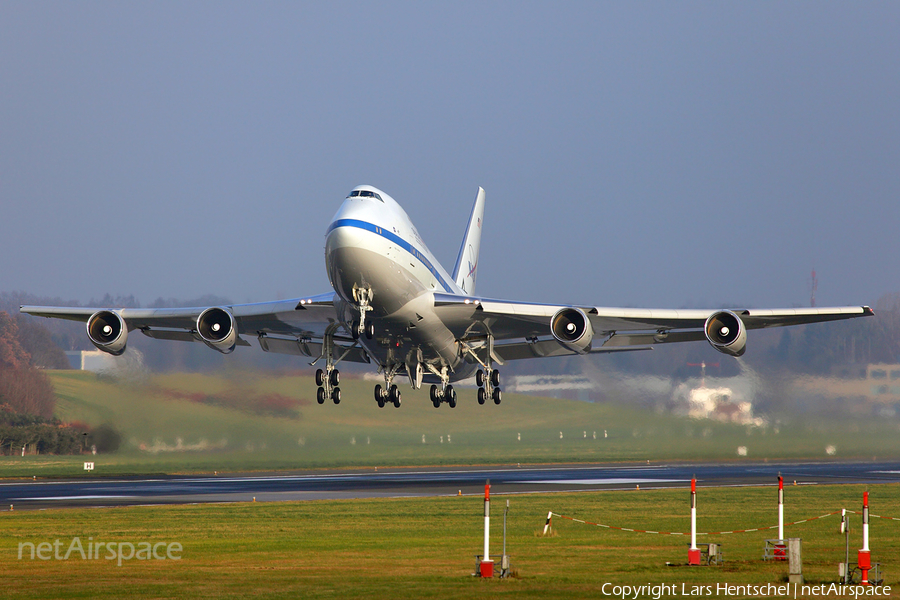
347, 190, 383, 202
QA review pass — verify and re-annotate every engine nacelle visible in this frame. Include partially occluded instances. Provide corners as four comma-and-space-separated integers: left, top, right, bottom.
704, 310, 747, 357
551, 307, 594, 354
197, 307, 237, 354
86, 310, 128, 356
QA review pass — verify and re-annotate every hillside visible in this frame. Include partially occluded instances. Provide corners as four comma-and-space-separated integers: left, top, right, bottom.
3, 369, 900, 477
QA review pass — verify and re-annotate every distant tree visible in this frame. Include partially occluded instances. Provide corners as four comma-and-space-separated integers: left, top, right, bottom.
14, 317, 70, 369
0, 312, 56, 418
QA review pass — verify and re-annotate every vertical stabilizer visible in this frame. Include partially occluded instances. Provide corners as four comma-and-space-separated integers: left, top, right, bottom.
452, 187, 485, 295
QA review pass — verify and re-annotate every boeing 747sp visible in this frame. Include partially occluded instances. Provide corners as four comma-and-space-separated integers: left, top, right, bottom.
22, 186, 873, 408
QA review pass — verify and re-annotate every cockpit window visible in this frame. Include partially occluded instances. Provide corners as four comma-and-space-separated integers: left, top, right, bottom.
347, 190, 383, 202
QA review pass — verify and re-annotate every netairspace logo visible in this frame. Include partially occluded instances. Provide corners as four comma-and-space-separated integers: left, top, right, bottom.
599, 583, 893, 599
18, 537, 182, 567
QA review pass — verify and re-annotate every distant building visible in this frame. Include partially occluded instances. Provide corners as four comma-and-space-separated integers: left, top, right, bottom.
865, 364, 900, 402
505, 375, 594, 401
64, 350, 119, 372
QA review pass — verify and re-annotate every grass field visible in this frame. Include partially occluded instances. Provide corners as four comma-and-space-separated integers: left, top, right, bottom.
3, 370, 900, 478
1, 484, 898, 599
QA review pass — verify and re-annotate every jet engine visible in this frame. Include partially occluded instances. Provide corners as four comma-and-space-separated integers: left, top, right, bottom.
704, 310, 747, 357
197, 307, 238, 354
551, 307, 594, 354
86, 310, 128, 356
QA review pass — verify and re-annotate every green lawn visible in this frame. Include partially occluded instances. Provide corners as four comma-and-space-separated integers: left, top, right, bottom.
1, 484, 897, 599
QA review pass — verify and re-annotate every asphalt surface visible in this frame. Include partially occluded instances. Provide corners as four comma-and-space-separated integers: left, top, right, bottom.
3, 461, 899, 511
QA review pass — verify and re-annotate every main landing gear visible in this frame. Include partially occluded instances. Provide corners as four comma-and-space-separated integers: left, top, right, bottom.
311, 325, 356, 405
461, 335, 501, 405
316, 367, 341, 405
475, 367, 501, 405
374, 364, 402, 408
430, 384, 457, 408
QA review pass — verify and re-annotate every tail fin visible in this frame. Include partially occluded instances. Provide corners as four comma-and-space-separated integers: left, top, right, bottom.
451, 187, 485, 295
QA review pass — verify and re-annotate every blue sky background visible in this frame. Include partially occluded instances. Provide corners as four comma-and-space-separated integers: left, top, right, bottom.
2, 2, 898, 310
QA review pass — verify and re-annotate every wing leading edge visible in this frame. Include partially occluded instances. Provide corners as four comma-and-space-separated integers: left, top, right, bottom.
20, 293, 370, 364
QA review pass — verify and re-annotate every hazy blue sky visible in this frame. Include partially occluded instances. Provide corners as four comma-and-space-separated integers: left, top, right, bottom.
2, 2, 898, 310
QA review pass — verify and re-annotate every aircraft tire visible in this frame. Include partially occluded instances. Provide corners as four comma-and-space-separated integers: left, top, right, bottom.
332, 387, 341, 404
491, 369, 500, 388
315, 369, 325, 387
447, 386, 457, 408
330, 369, 340, 387
317, 387, 325, 404
365, 322, 374, 340
492, 388, 502, 405
375, 385, 384, 408
477, 388, 486, 405
475, 369, 484, 387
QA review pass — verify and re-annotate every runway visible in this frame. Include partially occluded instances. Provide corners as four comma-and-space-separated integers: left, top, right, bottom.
3, 461, 899, 510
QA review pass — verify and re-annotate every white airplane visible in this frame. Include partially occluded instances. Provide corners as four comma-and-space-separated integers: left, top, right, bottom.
22, 185, 873, 409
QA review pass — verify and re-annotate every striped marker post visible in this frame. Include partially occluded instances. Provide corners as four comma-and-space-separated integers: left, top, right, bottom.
480, 480, 493, 578
688, 478, 700, 565
778, 475, 784, 541
774, 474, 787, 560
543, 511, 553, 536
859, 492, 871, 585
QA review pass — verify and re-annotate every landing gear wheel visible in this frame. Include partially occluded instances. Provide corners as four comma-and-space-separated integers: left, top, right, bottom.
365, 321, 374, 340
430, 385, 438, 402
491, 369, 500, 388
477, 388, 486, 405
330, 369, 340, 387
374, 384, 384, 408
446, 385, 456, 408
315, 369, 325, 387
432, 397, 440, 408
317, 387, 325, 404
388, 384, 401, 408
492, 388, 502, 405
351, 320, 360, 340
332, 387, 341, 404
475, 369, 485, 387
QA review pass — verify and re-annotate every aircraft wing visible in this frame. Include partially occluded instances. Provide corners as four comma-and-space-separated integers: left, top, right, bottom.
432, 293, 873, 360
20, 293, 371, 363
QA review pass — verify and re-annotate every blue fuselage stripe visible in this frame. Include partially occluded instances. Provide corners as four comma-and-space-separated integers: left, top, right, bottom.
326, 219, 455, 293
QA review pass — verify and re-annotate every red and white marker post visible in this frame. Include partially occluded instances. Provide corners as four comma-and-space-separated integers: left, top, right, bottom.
480, 480, 493, 578
778, 475, 784, 541
859, 492, 871, 585
775, 474, 787, 560
688, 478, 700, 565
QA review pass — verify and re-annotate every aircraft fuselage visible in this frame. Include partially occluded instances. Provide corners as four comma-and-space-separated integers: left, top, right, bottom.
324, 186, 473, 384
